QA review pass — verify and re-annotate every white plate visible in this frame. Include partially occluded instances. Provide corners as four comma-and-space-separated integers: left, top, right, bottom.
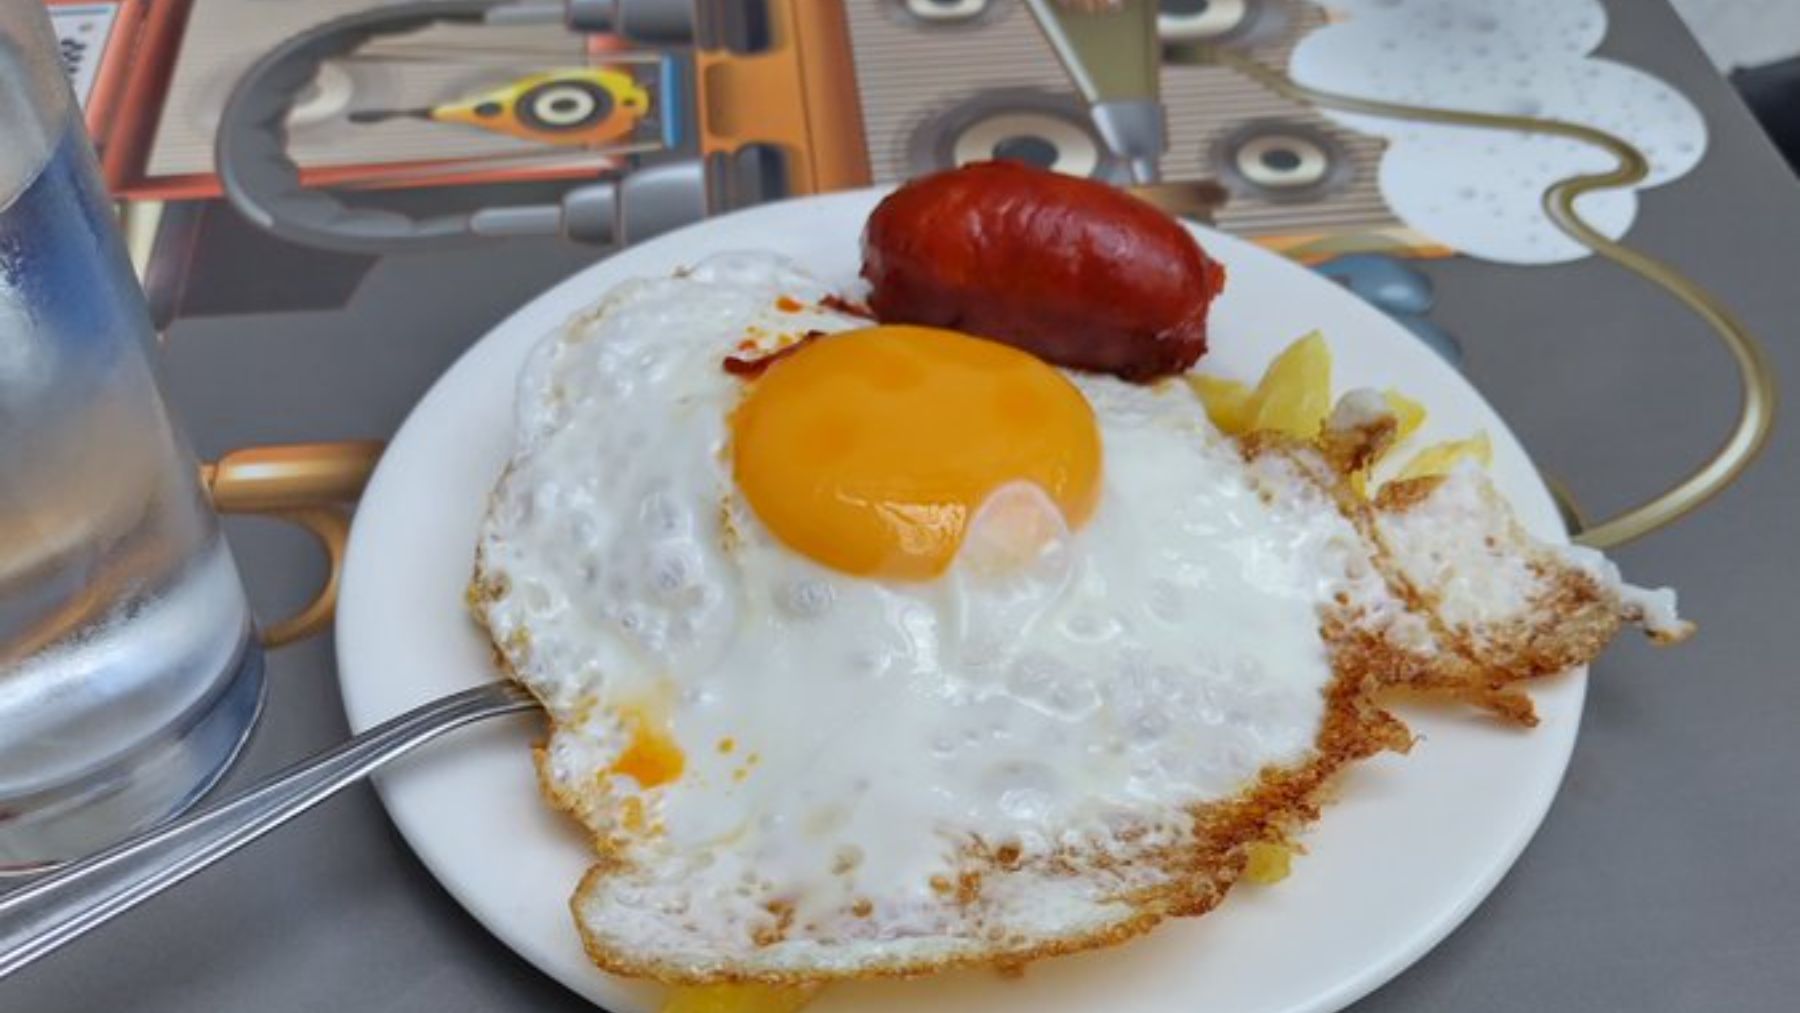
337, 189, 1582, 1013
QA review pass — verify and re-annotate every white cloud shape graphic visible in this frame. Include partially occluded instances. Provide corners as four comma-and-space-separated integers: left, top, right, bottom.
1289, 0, 1707, 264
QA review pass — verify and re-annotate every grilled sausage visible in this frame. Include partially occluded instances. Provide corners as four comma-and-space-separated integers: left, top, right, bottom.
860, 161, 1226, 382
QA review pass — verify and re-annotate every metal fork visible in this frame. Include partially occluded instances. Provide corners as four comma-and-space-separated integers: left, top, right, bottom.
0, 681, 539, 979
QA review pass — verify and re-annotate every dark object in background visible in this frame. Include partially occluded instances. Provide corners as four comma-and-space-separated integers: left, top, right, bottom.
142, 180, 583, 327
1732, 56, 1800, 174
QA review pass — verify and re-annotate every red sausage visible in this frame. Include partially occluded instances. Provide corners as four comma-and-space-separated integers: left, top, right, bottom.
860, 161, 1226, 382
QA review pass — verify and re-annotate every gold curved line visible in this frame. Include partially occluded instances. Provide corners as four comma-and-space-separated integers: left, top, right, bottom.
1212, 46, 1777, 549
255, 507, 350, 649
202, 441, 379, 648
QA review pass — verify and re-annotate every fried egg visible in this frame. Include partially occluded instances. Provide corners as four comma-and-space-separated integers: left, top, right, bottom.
472, 253, 1685, 984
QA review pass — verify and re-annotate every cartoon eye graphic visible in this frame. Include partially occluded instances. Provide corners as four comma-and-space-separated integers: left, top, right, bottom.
1215, 121, 1346, 200
951, 109, 1103, 178
1235, 134, 1328, 188
1157, 0, 1249, 42
518, 81, 614, 132
900, 0, 991, 24
913, 92, 1126, 182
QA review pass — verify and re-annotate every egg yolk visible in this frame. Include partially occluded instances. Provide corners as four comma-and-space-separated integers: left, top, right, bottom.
609, 706, 685, 789
730, 325, 1101, 580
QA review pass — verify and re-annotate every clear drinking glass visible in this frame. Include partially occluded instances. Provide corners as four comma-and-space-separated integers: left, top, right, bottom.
1, 2, 263, 873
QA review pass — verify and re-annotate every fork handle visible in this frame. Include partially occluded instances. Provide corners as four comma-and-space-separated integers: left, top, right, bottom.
0, 681, 537, 979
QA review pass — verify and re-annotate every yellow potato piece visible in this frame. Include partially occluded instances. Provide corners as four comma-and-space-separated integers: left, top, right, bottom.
661, 985, 818, 1013
1381, 389, 1427, 445
1187, 337, 1476, 501
1188, 332, 1332, 439
1244, 841, 1294, 885
1188, 375, 1255, 434
1394, 432, 1493, 482
1247, 331, 1332, 439
1348, 389, 1431, 497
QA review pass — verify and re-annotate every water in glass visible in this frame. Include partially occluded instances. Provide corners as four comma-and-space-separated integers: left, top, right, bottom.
0, 11, 263, 873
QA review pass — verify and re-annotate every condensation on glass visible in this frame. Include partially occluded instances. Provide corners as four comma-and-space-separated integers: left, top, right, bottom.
0, 2, 263, 873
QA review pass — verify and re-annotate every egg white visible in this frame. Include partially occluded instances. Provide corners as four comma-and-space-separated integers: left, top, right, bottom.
477, 253, 1386, 972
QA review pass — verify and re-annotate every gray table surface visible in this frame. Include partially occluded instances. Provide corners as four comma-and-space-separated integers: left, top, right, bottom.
11, 1, 1800, 1010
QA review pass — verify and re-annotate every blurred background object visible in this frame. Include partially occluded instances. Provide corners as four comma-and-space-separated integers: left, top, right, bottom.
1732, 57, 1800, 172
1670, 0, 1800, 172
